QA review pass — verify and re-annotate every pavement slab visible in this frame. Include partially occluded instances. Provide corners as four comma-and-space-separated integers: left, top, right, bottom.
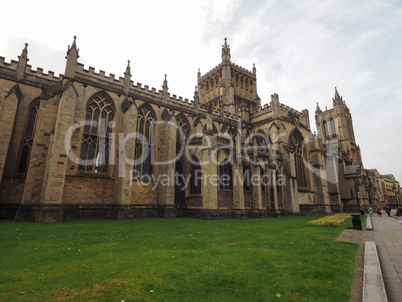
371, 210, 402, 302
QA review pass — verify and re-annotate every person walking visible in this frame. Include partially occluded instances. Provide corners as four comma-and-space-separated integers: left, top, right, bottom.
377, 207, 382, 217
385, 205, 391, 217
368, 206, 373, 216
395, 207, 402, 226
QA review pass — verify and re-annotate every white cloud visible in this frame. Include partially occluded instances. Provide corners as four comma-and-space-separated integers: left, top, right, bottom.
0, 0, 401, 181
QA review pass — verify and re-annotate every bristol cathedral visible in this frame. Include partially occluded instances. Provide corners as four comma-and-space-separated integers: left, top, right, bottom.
0, 37, 400, 222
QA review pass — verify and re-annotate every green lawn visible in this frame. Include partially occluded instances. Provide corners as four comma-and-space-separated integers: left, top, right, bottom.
0, 215, 360, 301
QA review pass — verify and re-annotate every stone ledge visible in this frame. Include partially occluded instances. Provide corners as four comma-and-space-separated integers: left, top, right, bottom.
366, 215, 373, 230
363, 241, 387, 302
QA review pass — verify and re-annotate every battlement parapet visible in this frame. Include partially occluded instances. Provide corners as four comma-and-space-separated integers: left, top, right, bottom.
0, 57, 19, 70
76, 63, 123, 85
199, 63, 222, 82
279, 102, 308, 117
26, 65, 62, 80
231, 63, 255, 78
167, 96, 194, 108
0, 57, 62, 81
133, 82, 161, 96
250, 103, 272, 118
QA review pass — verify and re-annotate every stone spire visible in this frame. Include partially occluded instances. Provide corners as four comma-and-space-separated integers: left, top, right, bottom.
333, 86, 342, 105
16, 43, 29, 81
64, 36, 79, 79
221, 37, 231, 63
162, 74, 169, 105
193, 85, 199, 113
123, 60, 131, 94
253, 63, 256, 75
315, 102, 322, 114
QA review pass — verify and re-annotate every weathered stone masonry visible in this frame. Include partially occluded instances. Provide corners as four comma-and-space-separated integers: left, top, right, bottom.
0, 37, 401, 222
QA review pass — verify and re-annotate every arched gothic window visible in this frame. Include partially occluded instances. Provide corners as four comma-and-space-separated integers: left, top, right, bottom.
219, 159, 233, 190
323, 120, 329, 138
176, 114, 189, 152
79, 93, 114, 173
134, 105, 155, 176
289, 132, 309, 190
260, 167, 266, 192
254, 130, 269, 152
243, 162, 251, 191
190, 160, 202, 195
18, 100, 40, 173
330, 119, 336, 136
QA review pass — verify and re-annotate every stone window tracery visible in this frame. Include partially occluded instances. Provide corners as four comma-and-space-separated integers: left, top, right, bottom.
190, 159, 202, 195
243, 162, 251, 191
323, 120, 329, 138
260, 167, 266, 192
219, 158, 233, 190
133, 104, 155, 177
330, 119, 336, 136
18, 100, 40, 173
176, 114, 189, 152
79, 93, 114, 173
254, 130, 269, 152
289, 132, 309, 190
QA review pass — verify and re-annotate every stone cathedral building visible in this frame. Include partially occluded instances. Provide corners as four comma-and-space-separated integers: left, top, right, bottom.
0, 37, 400, 222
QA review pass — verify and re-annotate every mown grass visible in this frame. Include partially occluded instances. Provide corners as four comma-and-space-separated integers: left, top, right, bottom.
0, 215, 359, 301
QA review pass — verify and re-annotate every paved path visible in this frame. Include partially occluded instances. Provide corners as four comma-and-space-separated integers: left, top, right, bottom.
371, 210, 402, 302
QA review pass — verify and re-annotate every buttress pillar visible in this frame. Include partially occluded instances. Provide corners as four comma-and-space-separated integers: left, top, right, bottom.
39, 81, 78, 222
156, 113, 177, 217
0, 85, 21, 182
250, 163, 263, 216
17, 93, 60, 221
115, 100, 137, 219
309, 136, 332, 214
200, 133, 218, 215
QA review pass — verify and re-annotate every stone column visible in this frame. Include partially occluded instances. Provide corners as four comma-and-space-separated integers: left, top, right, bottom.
38, 82, 78, 222
115, 100, 137, 219
0, 86, 21, 181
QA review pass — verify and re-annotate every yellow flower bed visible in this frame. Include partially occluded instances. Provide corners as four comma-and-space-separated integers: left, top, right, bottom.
306, 213, 351, 227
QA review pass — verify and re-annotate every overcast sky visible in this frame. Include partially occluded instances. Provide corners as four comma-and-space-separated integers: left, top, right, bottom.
1, 0, 401, 183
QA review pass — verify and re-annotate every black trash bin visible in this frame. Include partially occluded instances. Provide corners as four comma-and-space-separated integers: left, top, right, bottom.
360, 210, 364, 216
351, 214, 362, 230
